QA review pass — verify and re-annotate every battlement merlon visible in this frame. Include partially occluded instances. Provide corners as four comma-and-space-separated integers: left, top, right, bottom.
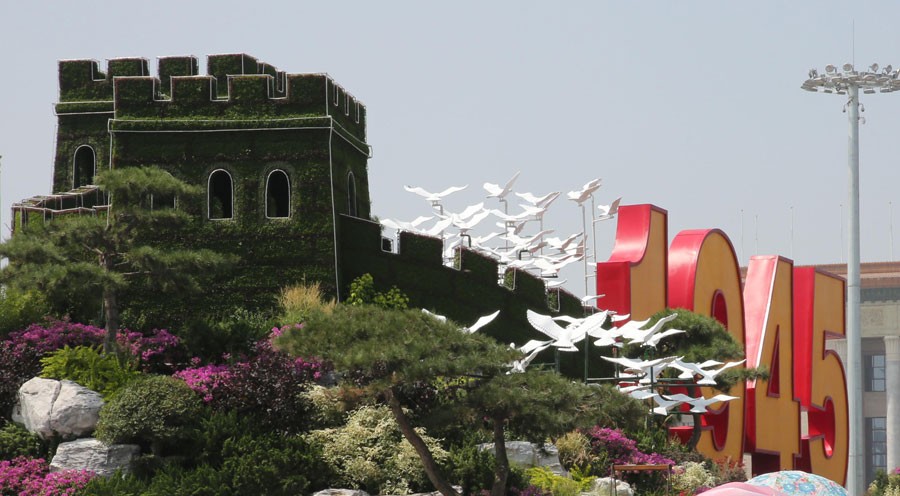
111, 73, 366, 142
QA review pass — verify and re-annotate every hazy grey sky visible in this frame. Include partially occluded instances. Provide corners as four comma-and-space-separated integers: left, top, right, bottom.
1, 1, 898, 296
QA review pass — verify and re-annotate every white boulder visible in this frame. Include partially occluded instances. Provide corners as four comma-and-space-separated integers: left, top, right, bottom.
477, 441, 567, 476
13, 378, 104, 439
50, 438, 140, 478
581, 477, 634, 496
312, 490, 371, 496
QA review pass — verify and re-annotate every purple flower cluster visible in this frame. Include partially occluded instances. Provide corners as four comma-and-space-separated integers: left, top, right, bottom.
0, 457, 94, 495
5, 319, 182, 371
118, 328, 181, 372
583, 426, 675, 466
8, 319, 105, 355
173, 328, 330, 432
174, 364, 231, 403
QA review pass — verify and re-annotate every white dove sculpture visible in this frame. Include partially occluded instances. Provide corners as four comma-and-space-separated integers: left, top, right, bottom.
508, 345, 547, 374
684, 394, 740, 413
619, 313, 681, 346
484, 171, 521, 199
515, 191, 560, 207
526, 309, 584, 351
461, 310, 500, 334
596, 197, 622, 221
381, 215, 434, 232
404, 184, 468, 203
668, 359, 747, 385
566, 178, 602, 204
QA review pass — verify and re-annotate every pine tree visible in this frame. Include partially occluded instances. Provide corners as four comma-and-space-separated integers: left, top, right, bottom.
0, 167, 236, 356
275, 303, 647, 496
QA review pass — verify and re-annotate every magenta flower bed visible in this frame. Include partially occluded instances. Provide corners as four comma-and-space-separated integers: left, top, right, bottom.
0, 457, 94, 495
583, 426, 675, 466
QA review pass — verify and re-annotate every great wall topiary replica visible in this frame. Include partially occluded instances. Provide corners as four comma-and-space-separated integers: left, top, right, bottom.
11, 53, 584, 363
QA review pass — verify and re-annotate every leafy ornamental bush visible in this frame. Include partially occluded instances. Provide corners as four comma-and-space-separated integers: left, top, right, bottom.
40, 345, 142, 400
307, 405, 448, 495
177, 308, 274, 364
174, 332, 329, 433
83, 411, 333, 496
7, 319, 181, 372
524, 466, 595, 496
555, 431, 593, 472
0, 342, 42, 419
0, 288, 48, 340
442, 438, 527, 496
671, 461, 716, 495
0, 421, 49, 461
869, 470, 900, 496
95, 375, 203, 455
345, 273, 410, 309
583, 426, 674, 468
0, 456, 94, 496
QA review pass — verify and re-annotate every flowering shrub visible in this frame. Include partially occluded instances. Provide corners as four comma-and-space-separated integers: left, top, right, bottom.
7, 319, 105, 355
0, 456, 94, 495
118, 328, 182, 372
583, 426, 675, 467
671, 461, 715, 495
174, 327, 330, 433
6, 318, 181, 371
0, 341, 42, 417
306, 405, 447, 495
174, 364, 231, 404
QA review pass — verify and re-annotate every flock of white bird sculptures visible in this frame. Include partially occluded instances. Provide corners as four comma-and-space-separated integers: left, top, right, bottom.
388, 172, 620, 284
398, 172, 737, 419
421, 306, 744, 419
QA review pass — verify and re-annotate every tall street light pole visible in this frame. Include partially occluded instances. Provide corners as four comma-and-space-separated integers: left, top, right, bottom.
803, 62, 898, 493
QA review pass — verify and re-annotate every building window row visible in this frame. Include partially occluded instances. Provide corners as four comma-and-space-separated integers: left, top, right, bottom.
866, 354, 886, 392
208, 169, 292, 220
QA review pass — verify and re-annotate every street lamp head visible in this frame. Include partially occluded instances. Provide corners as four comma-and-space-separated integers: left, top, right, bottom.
809, 68, 818, 79
826, 64, 837, 73
870, 63, 880, 73
843, 63, 854, 72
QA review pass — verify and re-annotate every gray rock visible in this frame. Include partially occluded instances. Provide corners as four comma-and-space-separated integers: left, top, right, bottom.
15, 377, 61, 439
406, 485, 463, 496
477, 441, 567, 476
313, 490, 371, 496
14, 378, 103, 439
50, 438, 140, 478
581, 477, 634, 496
50, 381, 105, 438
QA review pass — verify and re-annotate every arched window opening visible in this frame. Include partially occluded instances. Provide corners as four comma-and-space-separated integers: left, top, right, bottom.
208, 169, 233, 220
73, 146, 96, 188
266, 170, 290, 218
347, 172, 358, 217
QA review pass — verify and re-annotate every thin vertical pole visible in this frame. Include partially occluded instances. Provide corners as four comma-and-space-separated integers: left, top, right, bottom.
790, 206, 794, 259
740, 209, 745, 264
755, 214, 759, 255
847, 83, 864, 496
890, 201, 894, 261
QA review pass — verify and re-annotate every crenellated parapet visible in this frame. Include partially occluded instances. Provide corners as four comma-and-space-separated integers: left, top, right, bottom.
58, 57, 150, 103
337, 215, 583, 348
55, 54, 366, 141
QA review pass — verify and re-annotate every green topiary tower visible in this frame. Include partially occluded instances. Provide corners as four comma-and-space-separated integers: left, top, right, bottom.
15, 54, 372, 325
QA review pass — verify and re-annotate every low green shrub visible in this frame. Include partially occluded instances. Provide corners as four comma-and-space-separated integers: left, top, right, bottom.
345, 273, 409, 310
307, 404, 447, 495
95, 375, 203, 455
525, 466, 595, 496
0, 420, 49, 460
39, 345, 142, 400
0, 288, 48, 340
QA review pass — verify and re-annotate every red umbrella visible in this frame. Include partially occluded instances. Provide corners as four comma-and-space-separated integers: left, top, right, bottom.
700, 482, 789, 495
